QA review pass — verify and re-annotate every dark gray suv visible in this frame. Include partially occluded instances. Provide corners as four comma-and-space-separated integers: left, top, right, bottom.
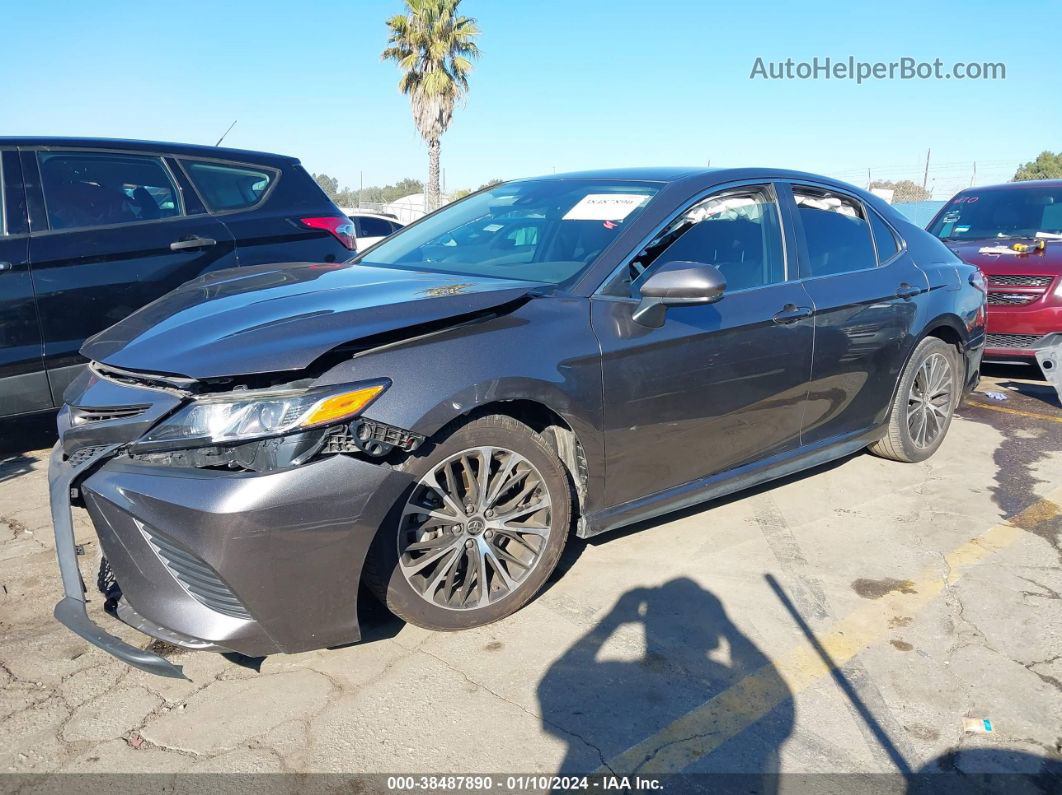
0, 137, 355, 420
48, 168, 986, 677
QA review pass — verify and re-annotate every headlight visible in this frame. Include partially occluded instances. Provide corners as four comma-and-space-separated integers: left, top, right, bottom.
132, 380, 389, 452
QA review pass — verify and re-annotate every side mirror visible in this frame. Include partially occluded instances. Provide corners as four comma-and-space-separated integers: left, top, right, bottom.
632, 260, 726, 327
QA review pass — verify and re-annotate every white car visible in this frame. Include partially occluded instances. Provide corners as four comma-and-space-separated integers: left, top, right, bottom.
342, 210, 405, 252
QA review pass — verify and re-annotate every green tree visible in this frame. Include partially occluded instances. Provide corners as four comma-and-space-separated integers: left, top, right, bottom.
382, 0, 480, 213
384, 177, 426, 202
870, 179, 930, 203
478, 178, 504, 190
313, 173, 340, 201
1013, 151, 1062, 181
335, 187, 358, 207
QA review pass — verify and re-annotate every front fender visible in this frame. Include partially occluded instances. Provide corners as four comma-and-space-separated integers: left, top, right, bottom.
312, 296, 607, 509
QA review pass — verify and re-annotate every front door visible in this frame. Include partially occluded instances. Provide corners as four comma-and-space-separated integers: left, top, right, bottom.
592, 183, 814, 507
24, 148, 236, 400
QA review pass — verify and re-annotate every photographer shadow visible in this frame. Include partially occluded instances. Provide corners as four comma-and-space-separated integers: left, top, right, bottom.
537, 577, 793, 784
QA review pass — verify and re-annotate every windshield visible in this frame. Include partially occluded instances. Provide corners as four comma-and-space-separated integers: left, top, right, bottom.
928, 185, 1062, 241
356, 179, 661, 286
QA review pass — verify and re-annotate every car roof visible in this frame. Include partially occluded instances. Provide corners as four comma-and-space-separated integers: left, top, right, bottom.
952, 179, 1062, 193
0, 136, 298, 165
535, 167, 715, 182
346, 210, 401, 219
527, 166, 864, 188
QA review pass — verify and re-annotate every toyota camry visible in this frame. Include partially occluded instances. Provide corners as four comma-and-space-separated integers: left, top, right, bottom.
48, 167, 986, 677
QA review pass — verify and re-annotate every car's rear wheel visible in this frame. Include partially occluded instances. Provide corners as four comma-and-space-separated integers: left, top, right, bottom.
869, 336, 960, 463
364, 415, 570, 631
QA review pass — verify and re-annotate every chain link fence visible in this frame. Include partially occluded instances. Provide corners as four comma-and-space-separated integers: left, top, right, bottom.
826, 158, 1021, 204
341, 195, 459, 224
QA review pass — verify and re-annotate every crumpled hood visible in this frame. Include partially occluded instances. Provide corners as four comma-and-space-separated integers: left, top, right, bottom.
81, 262, 540, 379
944, 240, 1062, 276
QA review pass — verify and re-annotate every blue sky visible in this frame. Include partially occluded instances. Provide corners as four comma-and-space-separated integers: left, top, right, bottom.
3, 0, 1058, 198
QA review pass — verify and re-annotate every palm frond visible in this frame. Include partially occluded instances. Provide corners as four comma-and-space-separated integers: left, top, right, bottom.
380, 0, 480, 143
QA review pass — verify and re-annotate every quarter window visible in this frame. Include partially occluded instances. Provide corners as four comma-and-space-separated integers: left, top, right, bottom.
622, 185, 785, 295
38, 151, 180, 231
869, 209, 900, 262
183, 160, 274, 211
793, 187, 877, 277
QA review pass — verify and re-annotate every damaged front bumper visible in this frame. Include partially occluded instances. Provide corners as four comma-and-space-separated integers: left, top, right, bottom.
49, 444, 187, 678
49, 436, 414, 677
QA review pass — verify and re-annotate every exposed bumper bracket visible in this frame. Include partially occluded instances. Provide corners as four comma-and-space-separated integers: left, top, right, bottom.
1033, 333, 1062, 405
49, 444, 188, 680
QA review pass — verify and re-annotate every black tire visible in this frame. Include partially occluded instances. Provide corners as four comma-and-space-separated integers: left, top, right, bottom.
363, 414, 571, 631
869, 336, 960, 463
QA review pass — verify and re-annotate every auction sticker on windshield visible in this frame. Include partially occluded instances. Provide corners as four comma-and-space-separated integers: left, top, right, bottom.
563, 193, 650, 221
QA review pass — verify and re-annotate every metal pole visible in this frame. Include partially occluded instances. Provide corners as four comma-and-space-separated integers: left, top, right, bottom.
922, 148, 931, 190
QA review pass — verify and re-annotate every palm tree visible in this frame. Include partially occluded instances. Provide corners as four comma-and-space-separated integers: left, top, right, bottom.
382, 0, 480, 213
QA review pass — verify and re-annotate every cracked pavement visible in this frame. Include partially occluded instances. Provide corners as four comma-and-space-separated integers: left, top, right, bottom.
0, 370, 1060, 777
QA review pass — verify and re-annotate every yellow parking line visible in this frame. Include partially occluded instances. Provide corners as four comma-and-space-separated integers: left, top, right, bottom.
599, 486, 1062, 775
963, 400, 1062, 424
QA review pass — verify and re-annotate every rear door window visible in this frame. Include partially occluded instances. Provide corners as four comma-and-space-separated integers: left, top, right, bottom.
38, 151, 181, 231
183, 160, 275, 211
793, 187, 877, 277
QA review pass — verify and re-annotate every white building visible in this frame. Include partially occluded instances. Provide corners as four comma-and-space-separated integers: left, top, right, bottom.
384, 193, 454, 224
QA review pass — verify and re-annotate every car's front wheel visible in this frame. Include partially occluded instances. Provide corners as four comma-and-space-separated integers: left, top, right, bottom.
869, 336, 961, 463
364, 414, 571, 631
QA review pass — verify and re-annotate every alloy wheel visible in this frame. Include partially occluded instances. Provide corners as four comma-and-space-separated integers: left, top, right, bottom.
907, 352, 954, 449
398, 446, 553, 610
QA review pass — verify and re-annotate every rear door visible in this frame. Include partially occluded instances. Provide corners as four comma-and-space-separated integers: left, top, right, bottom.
0, 149, 50, 416
783, 183, 928, 445
178, 158, 353, 265
26, 147, 236, 400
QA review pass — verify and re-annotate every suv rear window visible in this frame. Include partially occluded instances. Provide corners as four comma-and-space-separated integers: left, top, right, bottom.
183, 160, 274, 211
38, 151, 180, 231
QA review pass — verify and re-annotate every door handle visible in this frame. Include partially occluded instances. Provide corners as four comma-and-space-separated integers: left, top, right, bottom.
170, 237, 216, 251
772, 304, 812, 324
896, 282, 921, 299
0, 262, 12, 272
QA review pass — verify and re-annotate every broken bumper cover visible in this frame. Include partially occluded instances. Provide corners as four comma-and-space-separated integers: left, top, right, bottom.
49, 444, 414, 676
48, 444, 187, 679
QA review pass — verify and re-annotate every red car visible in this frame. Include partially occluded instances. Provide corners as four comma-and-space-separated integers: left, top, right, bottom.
928, 180, 1062, 364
